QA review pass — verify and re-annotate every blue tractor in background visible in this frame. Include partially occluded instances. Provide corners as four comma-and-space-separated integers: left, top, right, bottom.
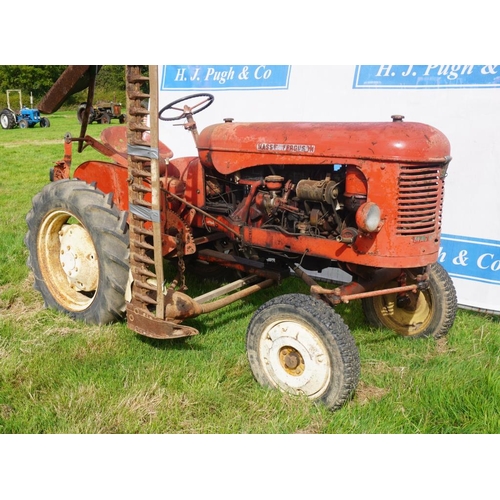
0, 89, 50, 129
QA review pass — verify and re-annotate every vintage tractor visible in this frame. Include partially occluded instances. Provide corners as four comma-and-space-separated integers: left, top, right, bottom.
77, 100, 126, 125
26, 66, 457, 411
1, 90, 50, 129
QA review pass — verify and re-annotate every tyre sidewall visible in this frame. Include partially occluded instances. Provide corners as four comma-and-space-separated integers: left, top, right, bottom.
26, 180, 129, 324
362, 263, 457, 338
1, 109, 15, 129
246, 294, 359, 409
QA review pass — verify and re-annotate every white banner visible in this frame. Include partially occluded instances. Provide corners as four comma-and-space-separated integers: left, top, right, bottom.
157, 65, 500, 315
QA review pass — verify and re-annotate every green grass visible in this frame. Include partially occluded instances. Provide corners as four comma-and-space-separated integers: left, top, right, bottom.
1, 111, 499, 434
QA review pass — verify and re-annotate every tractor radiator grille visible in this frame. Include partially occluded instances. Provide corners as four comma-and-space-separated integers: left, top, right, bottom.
396, 164, 444, 236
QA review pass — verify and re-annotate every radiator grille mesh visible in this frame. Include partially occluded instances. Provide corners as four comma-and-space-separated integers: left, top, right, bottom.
396, 165, 444, 236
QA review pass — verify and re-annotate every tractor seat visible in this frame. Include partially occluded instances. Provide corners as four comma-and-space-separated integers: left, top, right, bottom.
100, 126, 173, 160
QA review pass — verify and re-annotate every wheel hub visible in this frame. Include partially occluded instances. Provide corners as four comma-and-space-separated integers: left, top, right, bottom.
376, 290, 432, 335
280, 347, 305, 375
58, 224, 98, 291
260, 320, 331, 398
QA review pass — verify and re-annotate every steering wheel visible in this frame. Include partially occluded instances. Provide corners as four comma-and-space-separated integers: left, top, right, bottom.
159, 93, 215, 122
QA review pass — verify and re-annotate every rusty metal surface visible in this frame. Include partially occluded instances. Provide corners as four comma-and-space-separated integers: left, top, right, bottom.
126, 304, 199, 339
126, 276, 275, 337
197, 248, 287, 282
294, 265, 413, 305
194, 275, 260, 304
197, 121, 451, 174
125, 66, 164, 333
37, 66, 101, 114
163, 278, 276, 320
197, 278, 275, 314
335, 284, 419, 303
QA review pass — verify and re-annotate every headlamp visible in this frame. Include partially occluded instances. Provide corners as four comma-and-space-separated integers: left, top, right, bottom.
355, 202, 381, 233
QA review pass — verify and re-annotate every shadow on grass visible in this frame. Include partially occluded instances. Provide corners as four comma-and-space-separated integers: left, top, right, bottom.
134, 329, 201, 352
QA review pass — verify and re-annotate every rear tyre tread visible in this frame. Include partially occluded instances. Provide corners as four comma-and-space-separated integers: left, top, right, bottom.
25, 179, 130, 325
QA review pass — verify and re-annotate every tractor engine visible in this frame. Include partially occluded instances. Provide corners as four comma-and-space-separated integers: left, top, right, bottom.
204, 164, 366, 244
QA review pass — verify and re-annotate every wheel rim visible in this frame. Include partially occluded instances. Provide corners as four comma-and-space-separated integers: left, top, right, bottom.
1, 114, 9, 128
37, 210, 99, 311
259, 319, 331, 398
371, 289, 433, 336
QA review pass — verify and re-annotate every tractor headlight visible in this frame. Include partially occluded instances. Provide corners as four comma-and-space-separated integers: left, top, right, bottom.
355, 202, 381, 233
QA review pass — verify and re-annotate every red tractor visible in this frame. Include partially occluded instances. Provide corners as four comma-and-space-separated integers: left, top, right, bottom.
26, 66, 457, 410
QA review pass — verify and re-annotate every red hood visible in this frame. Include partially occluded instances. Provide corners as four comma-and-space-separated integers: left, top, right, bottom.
197, 121, 451, 174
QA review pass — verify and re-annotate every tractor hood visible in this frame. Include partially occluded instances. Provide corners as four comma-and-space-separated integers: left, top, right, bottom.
197, 120, 451, 174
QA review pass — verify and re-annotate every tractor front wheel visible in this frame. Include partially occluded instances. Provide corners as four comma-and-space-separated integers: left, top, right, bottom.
246, 294, 360, 411
99, 112, 111, 124
0, 109, 16, 129
40, 117, 50, 127
361, 263, 457, 339
25, 179, 130, 324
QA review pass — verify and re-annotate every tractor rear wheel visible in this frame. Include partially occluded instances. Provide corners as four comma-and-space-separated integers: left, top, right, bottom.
361, 263, 457, 339
77, 104, 94, 124
0, 108, 16, 129
246, 294, 360, 411
25, 179, 130, 325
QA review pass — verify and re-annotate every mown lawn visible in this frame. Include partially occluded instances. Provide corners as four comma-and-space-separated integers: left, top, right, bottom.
1, 111, 499, 435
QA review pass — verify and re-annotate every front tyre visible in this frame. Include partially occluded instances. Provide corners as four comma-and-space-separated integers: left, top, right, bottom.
99, 112, 111, 124
361, 263, 457, 339
25, 179, 130, 325
0, 109, 16, 129
246, 294, 360, 411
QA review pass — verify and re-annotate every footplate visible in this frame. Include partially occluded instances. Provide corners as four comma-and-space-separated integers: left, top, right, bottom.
127, 304, 199, 339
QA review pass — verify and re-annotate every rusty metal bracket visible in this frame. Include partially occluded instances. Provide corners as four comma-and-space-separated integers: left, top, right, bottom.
293, 264, 420, 305
127, 306, 199, 339
310, 283, 419, 304
197, 248, 287, 282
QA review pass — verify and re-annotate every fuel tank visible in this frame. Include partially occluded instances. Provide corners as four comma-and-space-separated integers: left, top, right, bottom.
197, 120, 451, 174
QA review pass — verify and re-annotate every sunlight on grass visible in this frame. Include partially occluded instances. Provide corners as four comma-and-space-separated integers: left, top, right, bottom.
0, 112, 499, 434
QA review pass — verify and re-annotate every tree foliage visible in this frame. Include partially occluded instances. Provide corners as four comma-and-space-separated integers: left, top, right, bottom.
0, 66, 67, 99
0, 65, 126, 109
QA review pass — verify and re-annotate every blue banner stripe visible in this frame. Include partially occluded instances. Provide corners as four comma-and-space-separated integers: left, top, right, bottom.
161, 65, 291, 91
353, 65, 500, 89
439, 234, 500, 285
